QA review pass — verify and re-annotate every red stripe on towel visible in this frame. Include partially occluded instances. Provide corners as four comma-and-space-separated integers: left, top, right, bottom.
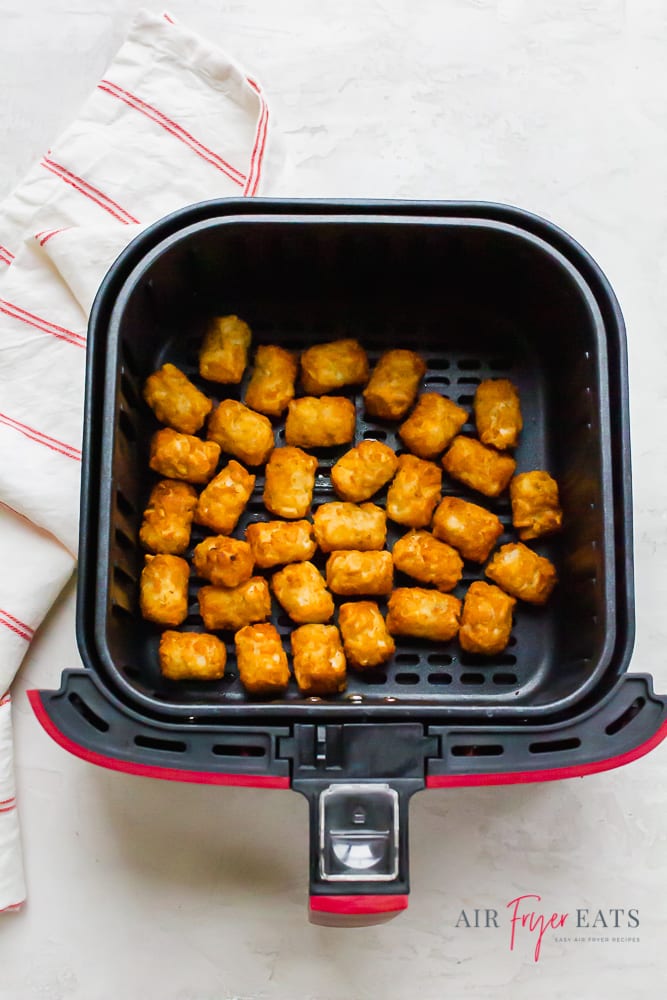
97, 79, 246, 186
0, 411, 81, 461
41, 158, 139, 225
0, 299, 86, 349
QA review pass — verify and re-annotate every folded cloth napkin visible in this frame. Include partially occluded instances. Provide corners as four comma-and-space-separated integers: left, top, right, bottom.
0, 8, 280, 912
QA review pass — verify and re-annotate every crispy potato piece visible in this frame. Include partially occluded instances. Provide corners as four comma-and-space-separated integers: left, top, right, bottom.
139, 554, 189, 627
143, 363, 213, 434
325, 550, 394, 596
199, 315, 251, 384
271, 561, 335, 624
285, 396, 355, 447
432, 496, 503, 563
207, 399, 274, 466
235, 623, 290, 696
363, 349, 426, 420
149, 428, 220, 484
313, 502, 386, 552
194, 460, 255, 535
398, 393, 468, 459
300, 338, 369, 395
263, 446, 318, 519
392, 530, 463, 592
139, 479, 198, 555
474, 378, 522, 450
246, 519, 317, 568
459, 582, 516, 656
198, 577, 271, 631
338, 601, 395, 670
291, 624, 347, 695
386, 588, 461, 641
159, 631, 227, 681
510, 471, 563, 541
192, 536, 254, 587
386, 454, 442, 528
330, 440, 399, 502
485, 542, 557, 605
245, 344, 298, 417
442, 436, 516, 497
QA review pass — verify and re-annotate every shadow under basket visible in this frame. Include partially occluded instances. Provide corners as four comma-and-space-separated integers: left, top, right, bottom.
32, 199, 667, 926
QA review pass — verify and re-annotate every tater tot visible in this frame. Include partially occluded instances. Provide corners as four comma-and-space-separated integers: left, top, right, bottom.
386, 454, 442, 528
198, 577, 271, 631
149, 428, 220, 484
291, 624, 347, 695
398, 393, 468, 459
392, 530, 463, 592
143, 363, 212, 434
363, 349, 426, 420
271, 561, 335, 624
140, 554, 189, 627
192, 536, 254, 587
246, 519, 317, 568
386, 588, 461, 642
263, 446, 318, 519
235, 623, 290, 696
330, 440, 399, 502
313, 502, 386, 552
207, 399, 274, 466
325, 550, 394, 596
432, 496, 503, 563
442, 436, 516, 498
140, 479, 198, 555
159, 631, 227, 681
338, 601, 395, 670
244, 344, 298, 417
199, 314, 251, 383
485, 542, 557, 605
194, 460, 255, 535
474, 379, 523, 450
459, 582, 516, 656
510, 471, 563, 541
285, 396, 355, 447
300, 338, 369, 395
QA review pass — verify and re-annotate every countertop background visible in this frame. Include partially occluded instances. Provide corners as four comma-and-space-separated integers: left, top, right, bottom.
1, 2, 666, 998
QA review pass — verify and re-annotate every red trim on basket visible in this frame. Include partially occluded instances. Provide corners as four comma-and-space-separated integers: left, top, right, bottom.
0, 608, 33, 641
27, 690, 290, 788
0, 299, 85, 349
34, 227, 71, 247
97, 80, 246, 186
310, 895, 409, 915
41, 158, 139, 225
0, 245, 14, 265
426, 718, 667, 788
0, 615, 31, 643
0, 411, 81, 461
244, 77, 268, 197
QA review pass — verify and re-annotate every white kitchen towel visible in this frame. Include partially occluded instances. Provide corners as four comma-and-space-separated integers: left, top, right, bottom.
0, 8, 279, 912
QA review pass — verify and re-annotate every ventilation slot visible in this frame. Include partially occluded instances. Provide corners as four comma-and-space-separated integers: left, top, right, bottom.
529, 737, 581, 755
134, 734, 187, 753
456, 377, 481, 386
212, 743, 266, 757
493, 673, 518, 685
394, 653, 420, 665
605, 697, 646, 736
428, 673, 452, 685
364, 428, 387, 440
489, 357, 514, 370
460, 673, 485, 685
429, 358, 450, 370
427, 653, 453, 666
457, 359, 481, 370
451, 744, 503, 757
456, 394, 474, 406
116, 489, 136, 519
68, 692, 109, 733
394, 673, 420, 685
357, 671, 388, 685
115, 528, 134, 553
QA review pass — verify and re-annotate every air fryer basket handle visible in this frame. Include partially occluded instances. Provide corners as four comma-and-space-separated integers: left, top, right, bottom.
297, 779, 418, 927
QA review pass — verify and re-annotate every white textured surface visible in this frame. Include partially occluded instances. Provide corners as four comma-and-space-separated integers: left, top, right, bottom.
1, 2, 666, 997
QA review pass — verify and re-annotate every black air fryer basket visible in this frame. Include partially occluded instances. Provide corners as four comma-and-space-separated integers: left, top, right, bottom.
31, 200, 667, 926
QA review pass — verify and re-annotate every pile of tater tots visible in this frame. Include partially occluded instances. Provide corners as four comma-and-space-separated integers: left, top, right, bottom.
138, 315, 562, 697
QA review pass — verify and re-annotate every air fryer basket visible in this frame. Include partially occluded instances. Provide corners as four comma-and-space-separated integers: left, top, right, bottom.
31, 200, 667, 925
